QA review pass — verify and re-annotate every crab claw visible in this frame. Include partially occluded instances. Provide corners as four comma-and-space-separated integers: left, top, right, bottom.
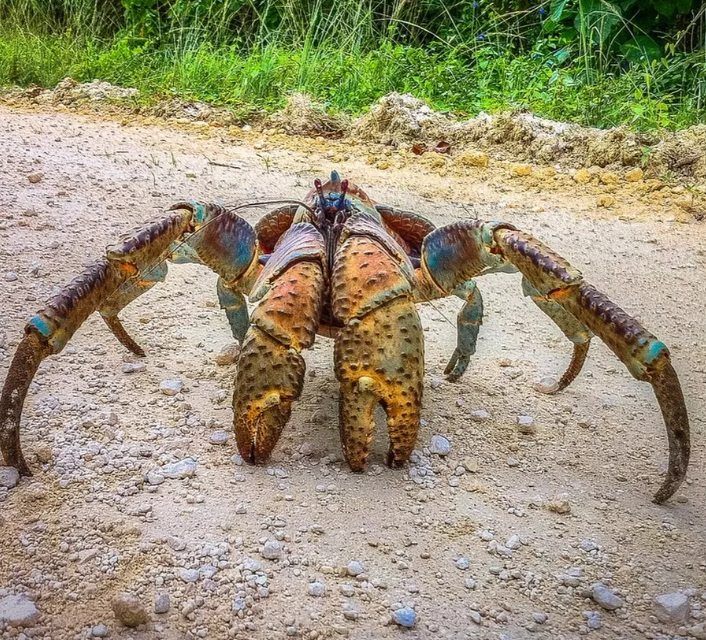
232, 327, 305, 463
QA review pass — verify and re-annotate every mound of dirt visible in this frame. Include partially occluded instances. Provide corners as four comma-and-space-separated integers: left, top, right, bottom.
352, 92, 706, 180
27, 77, 140, 104
267, 93, 349, 136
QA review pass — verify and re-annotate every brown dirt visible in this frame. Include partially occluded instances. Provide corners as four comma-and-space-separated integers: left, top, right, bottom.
0, 104, 705, 640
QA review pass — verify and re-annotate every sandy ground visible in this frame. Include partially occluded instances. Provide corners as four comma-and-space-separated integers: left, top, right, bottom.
0, 106, 704, 640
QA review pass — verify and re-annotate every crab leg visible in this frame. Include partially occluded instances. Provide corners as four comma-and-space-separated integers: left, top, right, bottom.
1, 203, 260, 475
420, 221, 690, 503
522, 277, 593, 394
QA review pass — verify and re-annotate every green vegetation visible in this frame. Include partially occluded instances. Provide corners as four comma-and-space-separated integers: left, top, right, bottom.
0, 0, 704, 129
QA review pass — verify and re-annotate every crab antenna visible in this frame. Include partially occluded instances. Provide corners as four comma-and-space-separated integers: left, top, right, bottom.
314, 178, 328, 212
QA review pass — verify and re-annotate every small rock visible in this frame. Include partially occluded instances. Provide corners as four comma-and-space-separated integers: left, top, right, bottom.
261, 540, 283, 560
392, 607, 417, 628
546, 494, 571, 514
583, 611, 602, 630
533, 612, 548, 624
653, 592, 690, 624
516, 415, 536, 435
599, 171, 618, 185
243, 558, 261, 572
308, 582, 325, 597
154, 592, 170, 614
465, 578, 476, 590
457, 151, 489, 168
215, 343, 241, 366
625, 167, 644, 182
0, 594, 39, 627
179, 568, 200, 583
146, 471, 165, 486
3, 272, 18, 282
430, 376, 443, 389
209, 430, 228, 445
91, 624, 109, 637
342, 604, 360, 621
340, 584, 355, 597
161, 458, 196, 479
430, 435, 451, 456
580, 539, 599, 552
35, 446, 53, 464
591, 583, 623, 611
462, 457, 479, 473
573, 169, 591, 184
469, 610, 482, 625
27, 173, 43, 184
111, 593, 148, 628
0, 467, 20, 489
122, 362, 145, 374
597, 195, 615, 208
469, 409, 490, 422
456, 558, 470, 570
159, 379, 183, 396
511, 164, 532, 177
347, 560, 364, 576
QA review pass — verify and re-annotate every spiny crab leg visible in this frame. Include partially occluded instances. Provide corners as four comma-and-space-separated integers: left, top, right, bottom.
419, 220, 690, 503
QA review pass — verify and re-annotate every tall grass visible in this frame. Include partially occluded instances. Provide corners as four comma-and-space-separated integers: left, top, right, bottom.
0, 0, 704, 130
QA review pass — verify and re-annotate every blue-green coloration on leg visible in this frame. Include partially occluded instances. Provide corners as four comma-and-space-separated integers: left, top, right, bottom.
217, 278, 249, 343
445, 281, 483, 381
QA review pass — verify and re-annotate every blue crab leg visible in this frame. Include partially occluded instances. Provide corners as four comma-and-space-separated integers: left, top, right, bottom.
419, 220, 690, 503
444, 281, 484, 382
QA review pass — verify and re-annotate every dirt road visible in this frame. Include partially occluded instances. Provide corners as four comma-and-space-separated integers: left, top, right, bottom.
0, 106, 704, 640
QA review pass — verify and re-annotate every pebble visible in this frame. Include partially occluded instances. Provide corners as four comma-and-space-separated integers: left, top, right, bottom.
161, 458, 197, 479
122, 362, 146, 374
243, 558, 261, 572
517, 415, 536, 435
179, 568, 200, 583
573, 168, 591, 184
261, 540, 283, 560
456, 558, 470, 570
583, 611, 602, 630
591, 583, 623, 611
430, 435, 451, 456
215, 343, 241, 365
27, 173, 43, 183
209, 430, 228, 445
457, 151, 489, 168
469, 610, 482, 625
91, 624, 109, 637
308, 582, 325, 597
580, 539, 599, 552
154, 592, 170, 614
653, 592, 690, 624
111, 593, 148, 627
533, 612, 548, 624
392, 607, 417, 628
340, 584, 355, 597
347, 560, 364, 576
146, 471, 165, 486
510, 164, 532, 177
159, 379, 183, 396
625, 167, 644, 182
342, 604, 360, 621
0, 467, 20, 489
0, 594, 40, 627
546, 495, 572, 514
469, 409, 490, 421
430, 376, 442, 389
3, 272, 19, 282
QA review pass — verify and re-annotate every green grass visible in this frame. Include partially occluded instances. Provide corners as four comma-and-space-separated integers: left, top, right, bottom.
0, 0, 704, 131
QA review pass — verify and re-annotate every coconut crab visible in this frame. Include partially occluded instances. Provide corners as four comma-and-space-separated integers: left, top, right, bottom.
0, 172, 690, 503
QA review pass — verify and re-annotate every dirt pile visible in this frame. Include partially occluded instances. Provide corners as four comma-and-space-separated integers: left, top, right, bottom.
25, 77, 140, 104
267, 93, 349, 136
353, 92, 706, 180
